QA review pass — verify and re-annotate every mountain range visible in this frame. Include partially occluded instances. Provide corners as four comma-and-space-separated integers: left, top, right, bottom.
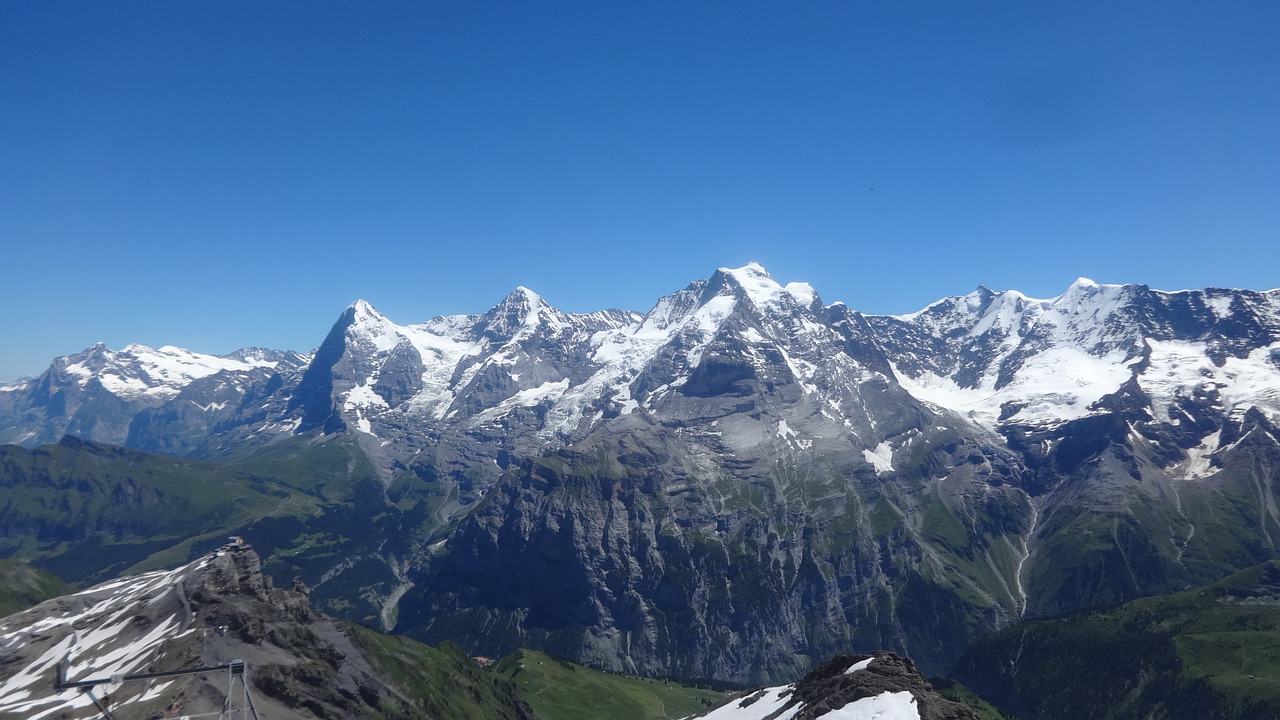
3, 263, 1279, 684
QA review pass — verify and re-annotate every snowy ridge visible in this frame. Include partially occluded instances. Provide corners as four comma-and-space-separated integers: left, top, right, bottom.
340, 300, 485, 422
332, 292, 644, 434
8, 342, 300, 403
876, 280, 1140, 428
0, 545, 461, 720
9, 265, 1280, 692
873, 280, 1280, 433
892, 344, 1133, 429
70, 344, 281, 400
538, 263, 887, 441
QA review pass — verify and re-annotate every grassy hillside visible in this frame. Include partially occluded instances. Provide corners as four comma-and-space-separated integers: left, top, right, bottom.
0, 559, 72, 618
931, 678, 1017, 720
494, 649, 725, 720
345, 628, 535, 720
955, 560, 1280, 719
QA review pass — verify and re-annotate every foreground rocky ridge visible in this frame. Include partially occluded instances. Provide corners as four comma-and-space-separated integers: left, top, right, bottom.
695, 651, 978, 720
3, 264, 1280, 682
0, 544, 534, 720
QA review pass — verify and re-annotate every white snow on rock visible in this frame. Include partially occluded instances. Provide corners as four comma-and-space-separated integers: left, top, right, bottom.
341, 295, 647, 433
695, 689, 918, 720
775, 419, 814, 451
893, 345, 1133, 429
843, 656, 875, 674
17, 266, 1280, 490
343, 382, 389, 411
898, 280, 1136, 429
776, 418, 796, 440
824, 692, 917, 720
469, 380, 571, 426
1141, 340, 1280, 426
1180, 429, 1223, 479
863, 442, 895, 475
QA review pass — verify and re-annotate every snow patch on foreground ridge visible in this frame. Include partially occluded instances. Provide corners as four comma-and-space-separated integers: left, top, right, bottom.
694, 656, 919, 720
0, 560, 208, 719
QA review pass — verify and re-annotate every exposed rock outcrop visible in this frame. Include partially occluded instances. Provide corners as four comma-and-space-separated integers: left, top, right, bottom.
695, 651, 978, 719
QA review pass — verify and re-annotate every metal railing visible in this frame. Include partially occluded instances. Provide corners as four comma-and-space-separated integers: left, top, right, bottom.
55, 658, 262, 720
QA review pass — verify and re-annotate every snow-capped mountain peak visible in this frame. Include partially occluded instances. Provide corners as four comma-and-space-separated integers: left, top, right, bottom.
344, 299, 407, 353
1047, 276, 1130, 327
709, 262, 820, 314
348, 297, 380, 317
51, 342, 285, 401
475, 285, 564, 341
510, 285, 540, 304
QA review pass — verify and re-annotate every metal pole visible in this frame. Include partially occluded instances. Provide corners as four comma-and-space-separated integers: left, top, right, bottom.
84, 688, 119, 720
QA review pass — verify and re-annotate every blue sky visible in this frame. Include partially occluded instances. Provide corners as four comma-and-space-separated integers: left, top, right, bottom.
2, 1, 1277, 381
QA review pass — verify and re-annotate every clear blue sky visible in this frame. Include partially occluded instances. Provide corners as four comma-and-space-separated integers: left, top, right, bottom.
2, 1, 1277, 381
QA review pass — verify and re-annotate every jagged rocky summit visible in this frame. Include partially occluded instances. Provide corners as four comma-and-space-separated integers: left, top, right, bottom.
0, 542, 534, 720
4, 263, 1280, 684
694, 651, 977, 720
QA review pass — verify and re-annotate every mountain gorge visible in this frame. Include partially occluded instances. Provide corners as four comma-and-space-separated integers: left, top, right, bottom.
3, 264, 1279, 686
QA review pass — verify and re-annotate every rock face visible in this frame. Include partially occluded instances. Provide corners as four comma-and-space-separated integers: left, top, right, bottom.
402, 426, 1030, 683
4, 265, 1280, 683
694, 651, 978, 720
0, 544, 535, 720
